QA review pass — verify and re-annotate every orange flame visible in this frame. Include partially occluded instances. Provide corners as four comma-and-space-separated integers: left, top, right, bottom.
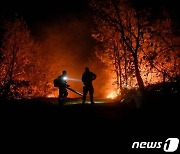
106, 91, 118, 99
47, 91, 58, 98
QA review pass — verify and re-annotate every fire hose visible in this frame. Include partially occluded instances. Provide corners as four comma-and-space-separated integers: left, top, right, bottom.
66, 87, 83, 96
54, 77, 83, 96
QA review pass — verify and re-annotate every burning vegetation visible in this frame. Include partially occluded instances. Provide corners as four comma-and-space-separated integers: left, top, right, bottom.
0, 17, 112, 99
91, 0, 180, 96
0, 0, 179, 100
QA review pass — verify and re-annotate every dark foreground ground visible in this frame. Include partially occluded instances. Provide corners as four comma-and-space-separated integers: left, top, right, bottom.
0, 92, 179, 153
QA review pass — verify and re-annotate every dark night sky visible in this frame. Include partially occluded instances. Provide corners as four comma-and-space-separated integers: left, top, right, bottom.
0, 0, 92, 42
0, 0, 179, 30
0, 0, 90, 28
0, 0, 89, 18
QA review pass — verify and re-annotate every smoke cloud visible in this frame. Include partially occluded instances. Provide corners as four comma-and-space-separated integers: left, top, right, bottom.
34, 17, 114, 98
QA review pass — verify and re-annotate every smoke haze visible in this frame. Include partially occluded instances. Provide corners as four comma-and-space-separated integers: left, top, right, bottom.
34, 17, 113, 98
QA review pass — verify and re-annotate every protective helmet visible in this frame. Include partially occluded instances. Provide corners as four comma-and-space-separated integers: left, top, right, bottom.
62, 70, 67, 74
85, 67, 89, 71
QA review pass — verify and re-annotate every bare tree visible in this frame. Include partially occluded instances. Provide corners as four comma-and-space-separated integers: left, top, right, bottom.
91, 0, 180, 93
91, 0, 146, 92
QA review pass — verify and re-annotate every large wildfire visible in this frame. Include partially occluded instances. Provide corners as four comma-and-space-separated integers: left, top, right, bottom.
0, 0, 179, 100
0, 18, 117, 99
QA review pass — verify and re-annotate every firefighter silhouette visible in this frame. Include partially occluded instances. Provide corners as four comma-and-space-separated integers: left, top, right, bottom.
82, 67, 96, 104
58, 70, 69, 104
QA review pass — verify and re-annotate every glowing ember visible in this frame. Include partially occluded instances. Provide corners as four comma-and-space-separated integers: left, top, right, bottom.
106, 91, 118, 99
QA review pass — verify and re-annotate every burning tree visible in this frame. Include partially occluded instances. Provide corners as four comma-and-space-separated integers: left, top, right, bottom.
141, 8, 180, 84
0, 17, 38, 98
90, 0, 180, 95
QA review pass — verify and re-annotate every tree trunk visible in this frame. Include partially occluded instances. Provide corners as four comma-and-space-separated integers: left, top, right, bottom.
124, 49, 128, 86
134, 54, 145, 92
118, 52, 122, 93
114, 44, 119, 87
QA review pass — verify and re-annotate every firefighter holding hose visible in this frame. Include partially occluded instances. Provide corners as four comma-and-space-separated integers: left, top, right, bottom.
57, 70, 69, 104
